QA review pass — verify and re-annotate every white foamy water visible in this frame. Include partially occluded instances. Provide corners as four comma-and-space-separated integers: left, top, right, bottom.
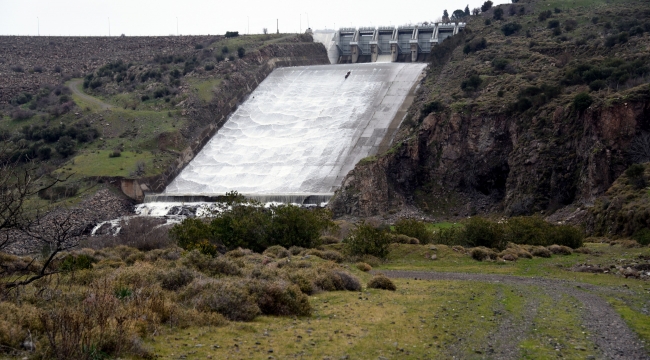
164, 63, 426, 196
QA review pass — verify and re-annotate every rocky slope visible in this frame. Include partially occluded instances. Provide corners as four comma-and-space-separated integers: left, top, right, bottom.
331, 0, 650, 221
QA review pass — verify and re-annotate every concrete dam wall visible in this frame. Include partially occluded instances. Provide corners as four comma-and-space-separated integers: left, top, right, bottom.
148, 62, 426, 205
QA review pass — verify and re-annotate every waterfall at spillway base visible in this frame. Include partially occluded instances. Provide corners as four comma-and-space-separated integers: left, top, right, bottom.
162, 62, 426, 201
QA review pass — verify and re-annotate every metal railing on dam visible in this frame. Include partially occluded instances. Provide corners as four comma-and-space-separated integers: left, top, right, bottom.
312, 22, 465, 64
143, 62, 426, 208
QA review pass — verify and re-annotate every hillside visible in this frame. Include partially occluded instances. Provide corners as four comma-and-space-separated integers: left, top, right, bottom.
0, 34, 328, 202
331, 0, 650, 223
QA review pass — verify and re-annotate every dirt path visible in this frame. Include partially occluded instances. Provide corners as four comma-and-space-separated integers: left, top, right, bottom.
68, 79, 113, 110
377, 270, 649, 360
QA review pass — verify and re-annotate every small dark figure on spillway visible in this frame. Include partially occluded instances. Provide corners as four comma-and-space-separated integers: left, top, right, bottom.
345, 71, 351, 79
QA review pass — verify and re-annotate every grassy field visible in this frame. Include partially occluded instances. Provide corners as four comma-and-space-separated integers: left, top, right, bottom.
142, 241, 649, 359
187, 78, 223, 102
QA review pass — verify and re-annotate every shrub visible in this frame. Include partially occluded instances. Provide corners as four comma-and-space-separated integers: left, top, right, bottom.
531, 246, 552, 258
228, 55, 235, 61
573, 92, 593, 112
334, 271, 362, 291
367, 274, 396, 291
11, 65, 24, 72
589, 79, 607, 91
321, 250, 344, 263
169, 218, 214, 252
194, 44, 203, 49
431, 226, 465, 246
481, 0, 493, 12
464, 217, 505, 250
59, 254, 94, 272
493, 8, 504, 20
421, 100, 444, 118
485, 19, 492, 26
470, 246, 498, 261
159, 267, 194, 290
320, 235, 340, 244
547, 19, 560, 29
183, 279, 260, 321
225, 31, 239, 38
394, 218, 434, 244
55, 135, 76, 157
632, 228, 650, 246
356, 262, 372, 272
547, 244, 572, 255
11, 108, 34, 120
461, 74, 482, 91
268, 204, 335, 249
501, 22, 522, 36
249, 280, 312, 316
344, 221, 392, 258
263, 245, 291, 258
538, 10, 552, 21
463, 37, 487, 54
564, 19, 578, 31
204, 63, 215, 71
109, 150, 121, 158
237, 47, 245, 58
392, 234, 419, 244
492, 57, 509, 70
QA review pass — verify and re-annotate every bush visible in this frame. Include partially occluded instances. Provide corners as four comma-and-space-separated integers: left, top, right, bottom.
547, 244, 572, 255
531, 246, 552, 258
55, 135, 76, 157
320, 235, 340, 244
565, 19, 578, 31
344, 221, 392, 258
481, 0, 493, 12
632, 228, 650, 246
10, 65, 24, 72
394, 218, 434, 244
228, 55, 235, 61
194, 44, 203, 49
159, 267, 195, 290
237, 47, 245, 58
225, 31, 239, 38
463, 37, 487, 54
183, 279, 260, 321
109, 150, 121, 158
464, 217, 505, 249
538, 10, 552, 21
589, 80, 607, 91
263, 245, 291, 258
321, 250, 344, 263
492, 57, 509, 70
268, 204, 335, 249
249, 280, 312, 316
547, 19, 560, 29
501, 22, 522, 36
470, 247, 498, 261
461, 74, 482, 91
421, 100, 444, 118
493, 8, 504, 20
356, 262, 372, 272
573, 92, 593, 112
204, 63, 215, 71
367, 274, 396, 291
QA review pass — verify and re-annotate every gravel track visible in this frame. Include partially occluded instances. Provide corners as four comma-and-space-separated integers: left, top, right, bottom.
377, 270, 649, 360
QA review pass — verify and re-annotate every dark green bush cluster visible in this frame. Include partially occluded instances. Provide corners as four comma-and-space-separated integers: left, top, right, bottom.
420, 100, 443, 120
344, 221, 392, 258
170, 195, 335, 254
511, 83, 561, 112
461, 74, 482, 91
481, 0, 493, 12
501, 22, 522, 36
394, 218, 434, 244
538, 10, 552, 21
237, 47, 246, 58
625, 163, 646, 190
573, 92, 593, 112
563, 57, 649, 90
547, 19, 560, 29
225, 31, 239, 38
492, 57, 509, 71
431, 216, 584, 250
463, 37, 487, 54
12, 85, 76, 117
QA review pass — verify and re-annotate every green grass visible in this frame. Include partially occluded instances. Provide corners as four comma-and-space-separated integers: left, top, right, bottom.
56, 150, 169, 178
187, 78, 223, 102
207, 34, 287, 52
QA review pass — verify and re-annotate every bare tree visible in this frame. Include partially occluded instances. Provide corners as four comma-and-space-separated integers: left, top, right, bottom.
4, 209, 85, 289
628, 132, 650, 164
263, 28, 268, 35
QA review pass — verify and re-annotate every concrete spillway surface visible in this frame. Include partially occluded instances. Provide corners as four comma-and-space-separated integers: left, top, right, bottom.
162, 63, 426, 203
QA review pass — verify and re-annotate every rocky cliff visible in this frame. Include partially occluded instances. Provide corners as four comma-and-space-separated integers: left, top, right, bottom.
331, 0, 650, 220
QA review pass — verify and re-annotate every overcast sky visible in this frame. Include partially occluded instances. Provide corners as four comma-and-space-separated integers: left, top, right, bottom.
0, 0, 511, 36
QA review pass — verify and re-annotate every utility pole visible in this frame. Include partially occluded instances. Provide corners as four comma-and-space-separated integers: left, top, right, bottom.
37, 17, 39, 36
277, 19, 279, 34
248, 16, 249, 35
300, 13, 301, 33
108, 17, 110, 36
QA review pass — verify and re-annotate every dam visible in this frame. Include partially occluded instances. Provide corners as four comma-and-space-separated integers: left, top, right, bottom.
146, 62, 426, 206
